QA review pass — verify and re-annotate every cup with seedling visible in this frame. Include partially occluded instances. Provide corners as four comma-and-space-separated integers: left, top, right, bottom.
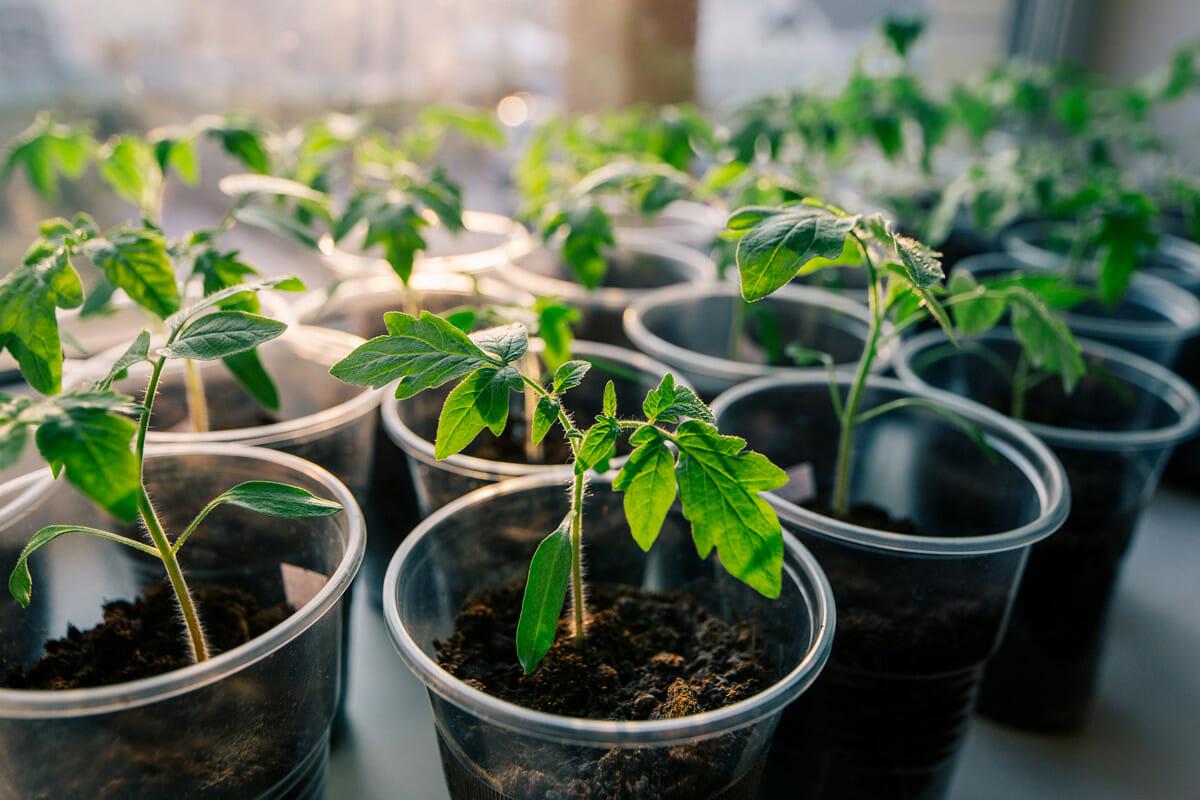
709, 200, 1073, 799
331, 311, 835, 800
0, 239, 364, 796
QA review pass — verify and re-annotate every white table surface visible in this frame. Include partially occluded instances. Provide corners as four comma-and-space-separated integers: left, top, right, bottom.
329, 489, 1200, 800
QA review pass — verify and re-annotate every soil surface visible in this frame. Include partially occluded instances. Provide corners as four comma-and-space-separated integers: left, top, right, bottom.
3, 584, 290, 689
434, 583, 771, 799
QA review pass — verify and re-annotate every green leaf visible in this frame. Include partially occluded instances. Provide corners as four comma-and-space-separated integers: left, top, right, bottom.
191, 247, 261, 311
470, 323, 529, 365
152, 135, 199, 185
168, 275, 304, 329
330, 311, 492, 396
1008, 288, 1086, 393
434, 366, 522, 459
233, 205, 320, 250
211, 481, 343, 517
0, 249, 84, 394
734, 206, 860, 301
785, 343, 834, 368
556, 203, 615, 290
96, 135, 161, 214
613, 428, 677, 551
576, 417, 618, 473
515, 516, 573, 674
1, 113, 92, 200
602, 380, 617, 417
532, 395, 559, 446
161, 311, 286, 361
9, 525, 158, 607
673, 420, 787, 598
893, 233, 944, 289
206, 121, 271, 173
222, 348, 280, 412
553, 360, 591, 393
419, 106, 505, 147
534, 297, 579, 372
947, 271, 1006, 336
0, 394, 35, 469
882, 14, 925, 57
642, 373, 714, 424
35, 392, 142, 521
87, 227, 180, 319
94, 330, 151, 390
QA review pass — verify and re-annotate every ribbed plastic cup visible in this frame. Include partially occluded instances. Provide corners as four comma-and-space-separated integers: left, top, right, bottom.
711, 374, 1069, 799
0, 444, 364, 799
955, 252, 1200, 367
318, 210, 533, 280
496, 235, 717, 347
294, 271, 533, 603
383, 473, 835, 800
896, 328, 1200, 731
382, 340, 685, 516
623, 282, 890, 399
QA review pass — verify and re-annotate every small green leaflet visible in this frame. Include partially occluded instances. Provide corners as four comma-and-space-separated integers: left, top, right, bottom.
947, 271, 1006, 336
9, 525, 158, 608
96, 135, 161, 215
532, 396, 560, 446
1, 113, 92, 200
471, 324, 529, 364
0, 248, 84, 394
331, 311, 495, 396
673, 420, 787, 598
731, 206, 860, 301
641, 373, 713, 424
612, 427, 676, 551
222, 348, 281, 412
602, 380, 617, 417
515, 514, 573, 674
546, 202, 614, 290
553, 360, 591, 393
1008, 288, 1086, 392
210, 481, 343, 517
34, 391, 143, 521
534, 297, 579, 371
161, 310, 286, 361
576, 417, 618, 473
86, 227, 180, 319
434, 366, 522, 459
94, 330, 151, 390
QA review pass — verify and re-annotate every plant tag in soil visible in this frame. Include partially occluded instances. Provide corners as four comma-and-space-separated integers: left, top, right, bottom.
281, 563, 327, 607
777, 463, 817, 504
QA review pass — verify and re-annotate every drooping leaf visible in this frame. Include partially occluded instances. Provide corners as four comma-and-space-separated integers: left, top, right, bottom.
947, 271, 1006, 336
94, 330, 151, 391
1008, 287, 1086, 393
673, 420, 787, 598
9, 525, 158, 607
733, 206, 860, 301
515, 515, 573, 674
331, 311, 493, 396
222, 348, 281, 412
434, 366, 522, 459
86, 227, 180, 319
532, 395, 560, 446
34, 391, 142, 521
613, 427, 677, 551
161, 311, 286, 361
0, 249, 84, 394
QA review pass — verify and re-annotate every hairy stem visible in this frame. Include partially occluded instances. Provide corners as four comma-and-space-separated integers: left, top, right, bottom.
522, 352, 544, 463
569, 470, 586, 641
831, 233, 881, 518
183, 359, 210, 433
136, 349, 209, 662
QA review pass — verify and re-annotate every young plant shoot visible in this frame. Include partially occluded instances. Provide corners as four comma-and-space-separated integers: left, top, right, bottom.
723, 200, 1084, 518
331, 313, 787, 672
0, 238, 340, 663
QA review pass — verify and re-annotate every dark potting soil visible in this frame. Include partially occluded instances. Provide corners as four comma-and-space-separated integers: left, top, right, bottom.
433, 583, 771, 800
760, 501, 1006, 799
2, 583, 290, 690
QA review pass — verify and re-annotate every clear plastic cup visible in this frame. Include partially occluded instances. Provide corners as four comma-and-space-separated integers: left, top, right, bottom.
895, 328, 1200, 731
955, 252, 1200, 367
382, 340, 685, 517
609, 199, 726, 252
496, 235, 717, 347
294, 272, 532, 603
0, 443, 364, 799
318, 210, 534, 281
623, 282, 892, 399
382, 473, 835, 800
711, 374, 1069, 799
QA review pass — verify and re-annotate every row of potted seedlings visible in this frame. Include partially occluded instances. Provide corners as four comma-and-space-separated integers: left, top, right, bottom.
3, 34, 1200, 798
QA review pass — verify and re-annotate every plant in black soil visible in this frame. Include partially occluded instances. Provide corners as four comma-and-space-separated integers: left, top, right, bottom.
723, 200, 1081, 798
332, 310, 791, 798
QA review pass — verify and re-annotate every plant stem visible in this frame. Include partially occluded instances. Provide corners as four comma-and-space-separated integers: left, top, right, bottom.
1010, 352, 1031, 421
522, 352, 544, 463
136, 351, 210, 662
831, 234, 882, 518
569, 470, 586, 641
183, 359, 210, 433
